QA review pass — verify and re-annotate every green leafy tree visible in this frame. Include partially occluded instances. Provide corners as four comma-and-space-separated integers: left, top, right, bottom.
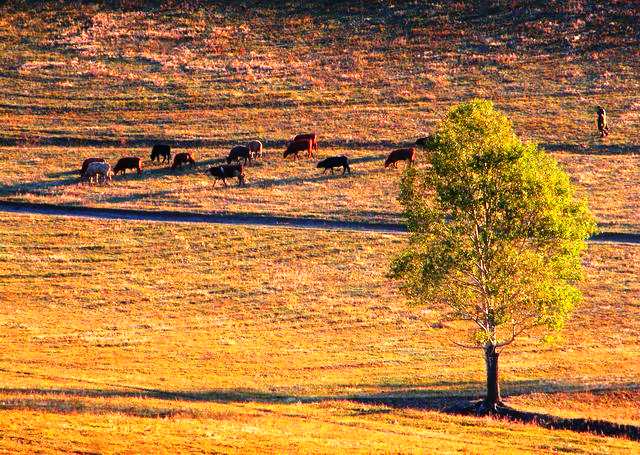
390, 99, 596, 412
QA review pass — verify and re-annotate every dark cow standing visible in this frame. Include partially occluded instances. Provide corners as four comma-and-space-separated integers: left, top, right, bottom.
384, 148, 416, 168
113, 157, 143, 175
206, 164, 246, 187
317, 156, 351, 175
292, 133, 318, 155
415, 135, 434, 149
171, 152, 196, 170
80, 157, 106, 176
150, 144, 171, 163
227, 145, 253, 165
283, 139, 313, 159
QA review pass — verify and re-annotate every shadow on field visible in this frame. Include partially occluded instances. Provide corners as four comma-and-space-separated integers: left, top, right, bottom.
251, 155, 387, 188
0, 153, 391, 197
0, 157, 231, 197
0, 176, 81, 196
540, 142, 640, 155
102, 190, 176, 204
46, 169, 79, 178
0, 396, 200, 419
0, 380, 638, 439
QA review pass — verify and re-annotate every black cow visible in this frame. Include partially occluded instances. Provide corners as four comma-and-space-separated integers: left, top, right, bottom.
415, 135, 435, 149
206, 164, 246, 187
317, 155, 351, 175
113, 157, 143, 175
150, 144, 171, 163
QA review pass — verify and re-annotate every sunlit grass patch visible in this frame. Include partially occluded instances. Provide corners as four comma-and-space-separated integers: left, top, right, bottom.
0, 213, 638, 452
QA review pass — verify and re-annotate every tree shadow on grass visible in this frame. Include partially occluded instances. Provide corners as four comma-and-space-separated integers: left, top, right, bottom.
0, 397, 201, 419
0, 380, 638, 439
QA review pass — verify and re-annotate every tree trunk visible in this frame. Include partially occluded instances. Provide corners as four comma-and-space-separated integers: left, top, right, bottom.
483, 343, 501, 411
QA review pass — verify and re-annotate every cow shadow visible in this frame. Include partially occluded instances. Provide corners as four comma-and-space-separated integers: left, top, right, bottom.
45, 169, 79, 178
253, 171, 355, 189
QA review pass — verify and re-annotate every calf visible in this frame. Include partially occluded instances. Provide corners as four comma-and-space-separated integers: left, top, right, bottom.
150, 144, 171, 163
82, 162, 113, 184
384, 148, 416, 169
80, 157, 105, 176
171, 152, 196, 170
227, 145, 253, 165
317, 155, 351, 175
292, 133, 318, 154
247, 140, 263, 159
206, 164, 246, 187
113, 156, 143, 175
283, 139, 313, 160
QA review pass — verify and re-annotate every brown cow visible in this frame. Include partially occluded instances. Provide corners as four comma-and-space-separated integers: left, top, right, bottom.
247, 140, 263, 159
384, 148, 416, 169
80, 157, 106, 176
171, 152, 196, 170
284, 139, 313, 160
292, 133, 318, 155
227, 145, 253, 165
113, 157, 143, 175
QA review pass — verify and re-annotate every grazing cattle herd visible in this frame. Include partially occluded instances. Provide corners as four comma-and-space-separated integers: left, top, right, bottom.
78, 133, 424, 187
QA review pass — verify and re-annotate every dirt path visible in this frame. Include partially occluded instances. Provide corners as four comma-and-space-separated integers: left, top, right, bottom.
1, 201, 638, 244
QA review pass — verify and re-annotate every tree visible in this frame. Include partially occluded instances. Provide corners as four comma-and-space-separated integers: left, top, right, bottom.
390, 99, 596, 412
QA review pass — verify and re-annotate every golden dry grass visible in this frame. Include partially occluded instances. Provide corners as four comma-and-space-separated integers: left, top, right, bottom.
0, 213, 638, 453
0, 2, 639, 229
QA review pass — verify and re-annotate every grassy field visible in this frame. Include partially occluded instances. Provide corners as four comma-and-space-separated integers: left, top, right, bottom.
1, 2, 639, 230
0, 213, 638, 453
